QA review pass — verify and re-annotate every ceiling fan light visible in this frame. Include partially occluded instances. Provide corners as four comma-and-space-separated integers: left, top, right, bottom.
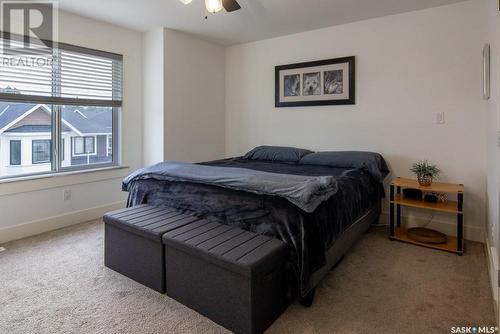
205, 0, 223, 13
178, 0, 193, 4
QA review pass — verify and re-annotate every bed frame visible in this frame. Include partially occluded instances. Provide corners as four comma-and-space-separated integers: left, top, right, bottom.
302, 200, 381, 305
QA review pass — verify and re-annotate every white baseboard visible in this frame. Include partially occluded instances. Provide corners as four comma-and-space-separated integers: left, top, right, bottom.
0, 201, 126, 244
379, 211, 484, 243
485, 237, 499, 327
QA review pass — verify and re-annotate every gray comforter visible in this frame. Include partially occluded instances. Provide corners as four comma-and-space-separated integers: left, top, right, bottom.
124, 158, 384, 299
123, 161, 339, 213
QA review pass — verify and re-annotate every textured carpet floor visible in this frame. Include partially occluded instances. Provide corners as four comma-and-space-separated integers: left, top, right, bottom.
0, 220, 495, 334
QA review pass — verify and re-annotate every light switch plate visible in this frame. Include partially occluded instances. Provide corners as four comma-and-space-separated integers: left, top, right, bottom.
436, 112, 445, 125
63, 189, 71, 201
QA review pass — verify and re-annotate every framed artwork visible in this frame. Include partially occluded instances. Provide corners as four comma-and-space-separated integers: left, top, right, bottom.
484, 44, 490, 100
275, 56, 355, 107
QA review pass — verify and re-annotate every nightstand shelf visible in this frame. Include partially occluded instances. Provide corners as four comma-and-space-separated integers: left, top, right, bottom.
392, 194, 460, 214
392, 228, 459, 254
389, 177, 464, 255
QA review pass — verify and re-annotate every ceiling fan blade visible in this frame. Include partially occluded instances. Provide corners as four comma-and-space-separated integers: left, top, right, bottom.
222, 0, 241, 12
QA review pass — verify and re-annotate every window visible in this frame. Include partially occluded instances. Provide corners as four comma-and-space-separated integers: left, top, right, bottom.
9, 140, 21, 165
32, 140, 51, 164
0, 35, 122, 178
74, 137, 83, 155
85, 137, 95, 154
73, 136, 95, 155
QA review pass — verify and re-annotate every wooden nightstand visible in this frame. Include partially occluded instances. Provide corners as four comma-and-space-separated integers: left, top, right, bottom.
389, 177, 464, 255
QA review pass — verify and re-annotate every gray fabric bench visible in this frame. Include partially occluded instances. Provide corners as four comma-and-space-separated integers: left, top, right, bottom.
104, 205, 289, 333
103, 205, 201, 293
163, 220, 289, 334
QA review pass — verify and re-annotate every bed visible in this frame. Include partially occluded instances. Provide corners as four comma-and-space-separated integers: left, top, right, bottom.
122, 146, 389, 303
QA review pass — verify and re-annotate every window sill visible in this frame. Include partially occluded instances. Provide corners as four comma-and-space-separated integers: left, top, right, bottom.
0, 165, 131, 197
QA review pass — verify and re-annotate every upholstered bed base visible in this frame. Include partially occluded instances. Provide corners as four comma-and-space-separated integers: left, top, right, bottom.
309, 201, 381, 292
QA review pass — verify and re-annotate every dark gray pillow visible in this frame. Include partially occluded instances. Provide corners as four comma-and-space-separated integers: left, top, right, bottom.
300, 151, 389, 181
243, 145, 313, 163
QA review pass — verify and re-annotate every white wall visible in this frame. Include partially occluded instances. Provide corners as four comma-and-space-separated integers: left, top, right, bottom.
142, 28, 226, 164
164, 29, 226, 162
225, 0, 488, 242
0, 10, 143, 243
486, 0, 500, 323
143, 28, 165, 166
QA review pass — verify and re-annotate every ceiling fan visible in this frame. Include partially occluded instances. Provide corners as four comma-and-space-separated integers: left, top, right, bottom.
179, 0, 241, 14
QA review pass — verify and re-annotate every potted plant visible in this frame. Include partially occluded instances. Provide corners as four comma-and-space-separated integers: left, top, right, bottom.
410, 160, 440, 186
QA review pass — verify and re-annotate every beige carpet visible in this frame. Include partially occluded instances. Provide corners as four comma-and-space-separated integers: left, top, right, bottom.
0, 220, 495, 334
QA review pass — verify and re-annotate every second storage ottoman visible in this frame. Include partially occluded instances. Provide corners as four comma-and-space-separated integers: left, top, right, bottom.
163, 221, 289, 334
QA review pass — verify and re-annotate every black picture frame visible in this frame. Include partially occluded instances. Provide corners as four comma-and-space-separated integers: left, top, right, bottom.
275, 56, 355, 107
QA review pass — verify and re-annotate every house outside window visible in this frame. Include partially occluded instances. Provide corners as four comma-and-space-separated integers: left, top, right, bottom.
9, 140, 21, 165
32, 140, 51, 164
0, 37, 122, 179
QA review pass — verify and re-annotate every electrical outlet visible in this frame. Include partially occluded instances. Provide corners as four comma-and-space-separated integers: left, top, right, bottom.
436, 112, 445, 125
63, 189, 71, 201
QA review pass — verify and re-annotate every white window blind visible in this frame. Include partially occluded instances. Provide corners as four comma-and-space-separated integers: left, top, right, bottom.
0, 35, 122, 107
0, 38, 53, 96
60, 48, 122, 101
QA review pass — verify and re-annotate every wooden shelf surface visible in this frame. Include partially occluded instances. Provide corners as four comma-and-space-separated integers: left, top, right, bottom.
391, 194, 461, 213
391, 177, 464, 194
391, 228, 462, 254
